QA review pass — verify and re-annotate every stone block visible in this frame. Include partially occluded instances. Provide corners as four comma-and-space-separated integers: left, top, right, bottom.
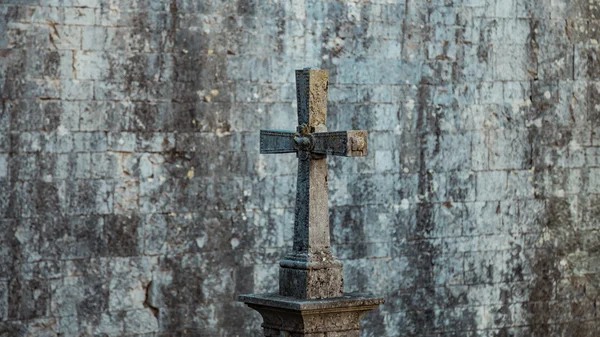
79, 101, 109, 131
363, 204, 394, 242
53, 26, 82, 50
114, 179, 140, 214
476, 170, 507, 201
61, 80, 93, 100
11, 153, 38, 180
586, 147, 600, 166
372, 104, 401, 131
57, 315, 78, 336
0, 133, 7, 154
142, 214, 167, 256
0, 282, 7, 320
74, 153, 91, 179
253, 263, 279, 294
7, 99, 43, 131
514, 199, 546, 233
104, 214, 141, 257
26, 50, 72, 79
507, 169, 535, 198
71, 180, 113, 215
123, 309, 159, 334
330, 85, 357, 103
538, 44, 574, 81
446, 170, 477, 202
425, 131, 472, 172
463, 201, 503, 235
75, 51, 110, 80
64, 8, 96, 25
90, 152, 120, 179
493, 44, 536, 81
108, 275, 145, 311
59, 101, 80, 131
60, 216, 105, 259
0, 154, 7, 178
136, 132, 175, 152
489, 128, 530, 170
588, 167, 600, 193
35, 260, 62, 279
50, 276, 108, 318
494, 0, 516, 18
92, 312, 125, 335
108, 132, 136, 152
432, 202, 465, 237
575, 45, 600, 79
73, 132, 107, 152
464, 250, 505, 284
433, 253, 464, 285
94, 81, 129, 100
81, 26, 105, 51
0, 104, 7, 132
279, 266, 343, 299
8, 278, 50, 320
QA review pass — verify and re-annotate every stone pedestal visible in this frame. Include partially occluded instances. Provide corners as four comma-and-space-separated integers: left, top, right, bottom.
239, 293, 384, 337
278, 252, 344, 299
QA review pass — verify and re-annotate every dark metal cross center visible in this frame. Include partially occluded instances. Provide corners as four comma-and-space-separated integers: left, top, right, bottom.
260, 68, 367, 283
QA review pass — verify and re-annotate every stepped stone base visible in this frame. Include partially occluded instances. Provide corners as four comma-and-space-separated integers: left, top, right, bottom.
239, 293, 384, 337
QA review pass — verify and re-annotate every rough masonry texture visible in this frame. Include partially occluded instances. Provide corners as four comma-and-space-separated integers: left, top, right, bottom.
1, 0, 599, 336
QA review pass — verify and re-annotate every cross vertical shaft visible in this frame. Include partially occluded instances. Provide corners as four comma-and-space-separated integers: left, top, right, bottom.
294, 158, 330, 254
291, 69, 332, 259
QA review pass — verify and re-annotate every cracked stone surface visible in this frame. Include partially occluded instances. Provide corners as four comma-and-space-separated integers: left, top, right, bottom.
1, 0, 600, 336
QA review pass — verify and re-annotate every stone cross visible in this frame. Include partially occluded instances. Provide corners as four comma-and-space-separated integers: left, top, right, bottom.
240, 68, 383, 337
259, 68, 368, 299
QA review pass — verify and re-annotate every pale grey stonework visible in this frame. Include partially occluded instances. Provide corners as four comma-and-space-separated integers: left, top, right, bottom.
1, 0, 600, 336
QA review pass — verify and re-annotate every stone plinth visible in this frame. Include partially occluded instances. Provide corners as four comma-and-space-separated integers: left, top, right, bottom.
239, 293, 384, 337
279, 253, 344, 299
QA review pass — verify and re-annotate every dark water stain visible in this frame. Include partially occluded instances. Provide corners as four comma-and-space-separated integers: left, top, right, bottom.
329, 205, 366, 259
275, 16, 286, 53
104, 214, 140, 257
359, 3, 373, 51
452, 24, 467, 83
237, 0, 256, 16
527, 19, 540, 80
403, 83, 439, 336
167, 0, 178, 52
477, 20, 496, 63
319, 3, 371, 78
528, 198, 569, 337
524, 2, 600, 334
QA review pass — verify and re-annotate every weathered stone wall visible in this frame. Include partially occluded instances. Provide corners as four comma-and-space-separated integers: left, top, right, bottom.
1, 0, 599, 336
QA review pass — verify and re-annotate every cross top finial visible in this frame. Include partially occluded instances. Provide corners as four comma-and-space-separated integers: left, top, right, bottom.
259, 68, 368, 299
294, 68, 329, 133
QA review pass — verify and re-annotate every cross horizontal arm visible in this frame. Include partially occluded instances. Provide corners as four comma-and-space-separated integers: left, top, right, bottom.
260, 130, 297, 154
312, 130, 368, 157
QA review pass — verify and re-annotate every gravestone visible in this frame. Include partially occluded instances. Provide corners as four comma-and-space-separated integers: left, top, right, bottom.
239, 68, 384, 337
